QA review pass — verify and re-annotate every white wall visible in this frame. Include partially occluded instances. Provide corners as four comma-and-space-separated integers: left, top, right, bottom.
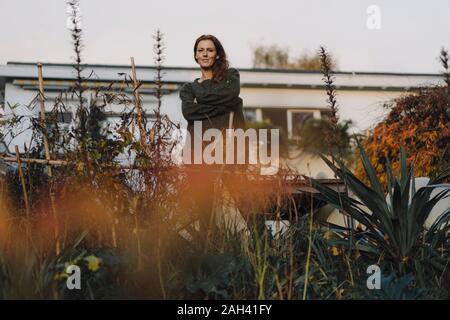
241, 87, 405, 133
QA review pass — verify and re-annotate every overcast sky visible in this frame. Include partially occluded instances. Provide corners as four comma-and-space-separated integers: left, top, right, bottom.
1, 0, 449, 73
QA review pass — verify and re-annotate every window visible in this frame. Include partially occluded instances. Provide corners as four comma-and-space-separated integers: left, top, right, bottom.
44, 111, 73, 124
40, 111, 73, 125
243, 108, 257, 122
0, 88, 5, 116
262, 108, 287, 131
287, 109, 321, 139
291, 111, 314, 137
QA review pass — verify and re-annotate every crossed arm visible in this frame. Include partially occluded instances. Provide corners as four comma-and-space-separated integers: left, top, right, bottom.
180, 68, 241, 121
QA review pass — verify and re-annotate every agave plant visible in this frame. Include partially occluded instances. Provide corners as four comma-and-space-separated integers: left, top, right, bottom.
310, 142, 450, 273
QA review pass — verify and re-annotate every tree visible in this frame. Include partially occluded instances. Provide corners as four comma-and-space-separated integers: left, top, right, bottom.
252, 44, 290, 69
252, 44, 338, 71
355, 50, 450, 186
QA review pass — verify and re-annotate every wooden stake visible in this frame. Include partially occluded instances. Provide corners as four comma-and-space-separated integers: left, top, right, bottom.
14, 145, 34, 273
15, 145, 30, 220
1, 156, 67, 165
130, 57, 149, 154
130, 58, 150, 269
37, 63, 53, 176
37, 63, 60, 256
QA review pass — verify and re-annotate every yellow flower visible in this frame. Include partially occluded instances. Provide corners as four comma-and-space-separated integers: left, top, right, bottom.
330, 247, 340, 256
323, 230, 333, 240
84, 255, 102, 272
76, 162, 84, 172
335, 288, 345, 300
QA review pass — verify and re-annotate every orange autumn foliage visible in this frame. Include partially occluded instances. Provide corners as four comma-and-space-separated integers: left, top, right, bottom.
355, 86, 450, 188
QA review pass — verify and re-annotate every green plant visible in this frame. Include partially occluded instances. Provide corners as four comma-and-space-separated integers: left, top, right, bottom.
310, 142, 449, 276
369, 273, 427, 300
295, 118, 354, 160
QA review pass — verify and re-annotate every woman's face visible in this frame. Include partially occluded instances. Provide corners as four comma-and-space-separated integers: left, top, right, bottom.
195, 39, 217, 69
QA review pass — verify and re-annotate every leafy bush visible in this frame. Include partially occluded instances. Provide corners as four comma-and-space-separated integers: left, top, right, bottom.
310, 142, 449, 291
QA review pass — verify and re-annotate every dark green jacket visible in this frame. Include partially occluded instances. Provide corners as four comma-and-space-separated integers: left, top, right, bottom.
179, 68, 246, 134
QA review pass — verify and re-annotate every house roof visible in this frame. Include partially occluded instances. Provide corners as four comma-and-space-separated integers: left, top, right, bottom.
0, 61, 445, 91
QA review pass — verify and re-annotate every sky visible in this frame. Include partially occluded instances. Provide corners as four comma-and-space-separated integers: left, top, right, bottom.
1, 0, 450, 73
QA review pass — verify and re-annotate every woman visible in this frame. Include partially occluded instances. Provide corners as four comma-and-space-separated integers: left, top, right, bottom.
180, 34, 246, 155
179, 34, 247, 239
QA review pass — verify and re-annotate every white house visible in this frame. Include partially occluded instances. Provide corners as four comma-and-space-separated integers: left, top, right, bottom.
0, 61, 444, 178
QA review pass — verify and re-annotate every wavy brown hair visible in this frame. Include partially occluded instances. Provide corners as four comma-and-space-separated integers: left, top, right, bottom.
194, 34, 229, 82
